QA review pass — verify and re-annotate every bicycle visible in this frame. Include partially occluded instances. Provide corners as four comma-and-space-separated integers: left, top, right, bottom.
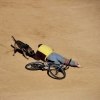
25, 59, 71, 79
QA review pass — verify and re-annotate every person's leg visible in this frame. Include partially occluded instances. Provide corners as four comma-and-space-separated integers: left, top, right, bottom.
47, 52, 81, 68
54, 53, 81, 68
47, 52, 66, 64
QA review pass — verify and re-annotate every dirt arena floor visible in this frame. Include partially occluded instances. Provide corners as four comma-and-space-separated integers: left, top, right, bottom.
0, 0, 100, 100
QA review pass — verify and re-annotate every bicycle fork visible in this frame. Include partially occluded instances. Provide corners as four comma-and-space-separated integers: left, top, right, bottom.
55, 64, 63, 75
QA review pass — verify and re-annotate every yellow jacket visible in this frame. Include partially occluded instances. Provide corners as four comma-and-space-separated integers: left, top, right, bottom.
38, 45, 54, 60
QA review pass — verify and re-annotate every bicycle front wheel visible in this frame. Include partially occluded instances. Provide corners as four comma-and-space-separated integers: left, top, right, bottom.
48, 64, 66, 79
25, 62, 44, 70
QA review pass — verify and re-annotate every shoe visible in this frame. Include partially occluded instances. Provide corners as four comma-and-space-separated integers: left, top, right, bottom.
76, 64, 81, 68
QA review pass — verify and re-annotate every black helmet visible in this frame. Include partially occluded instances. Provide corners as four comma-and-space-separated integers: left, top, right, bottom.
38, 44, 42, 48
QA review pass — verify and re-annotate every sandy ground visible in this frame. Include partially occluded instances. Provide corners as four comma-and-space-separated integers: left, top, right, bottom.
0, 0, 100, 100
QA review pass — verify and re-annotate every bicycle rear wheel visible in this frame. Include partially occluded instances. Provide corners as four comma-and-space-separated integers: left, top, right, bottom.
48, 64, 66, 79
25, 62, 44, 70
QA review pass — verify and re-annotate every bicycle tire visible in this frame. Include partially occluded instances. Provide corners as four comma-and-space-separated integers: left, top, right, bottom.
25, 62, 44, 70
48, 64, 66, 79
47, 70, 59, 79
